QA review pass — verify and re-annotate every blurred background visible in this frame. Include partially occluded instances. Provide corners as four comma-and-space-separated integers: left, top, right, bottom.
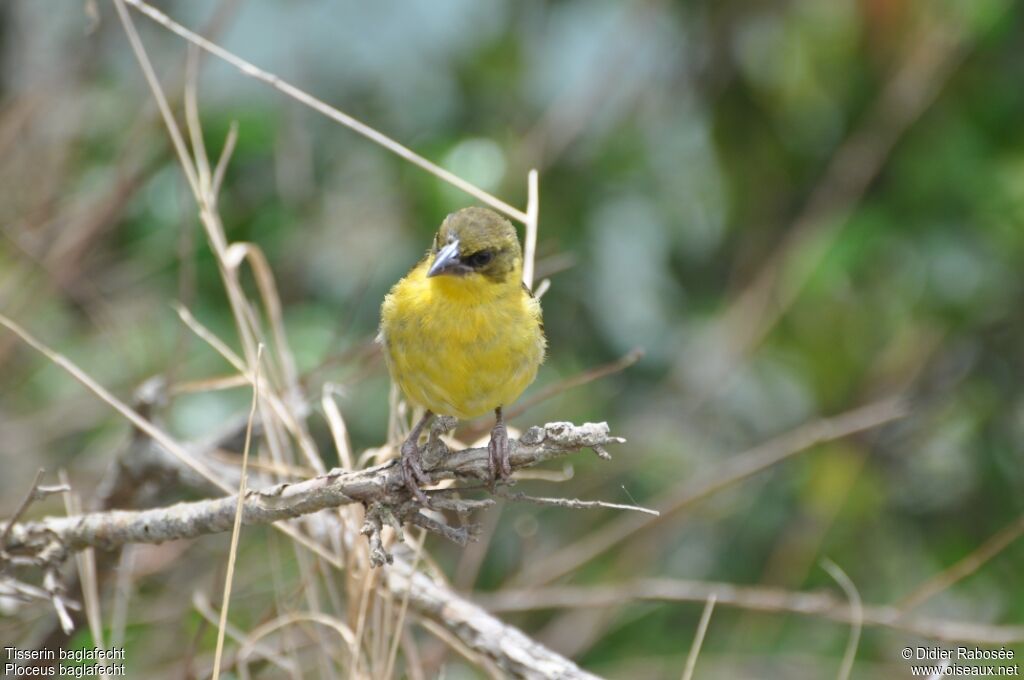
1, 0, 1023, 677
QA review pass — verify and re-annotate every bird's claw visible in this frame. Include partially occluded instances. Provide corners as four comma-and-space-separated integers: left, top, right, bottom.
487, 421, 512, 487
401, 438, 432, 506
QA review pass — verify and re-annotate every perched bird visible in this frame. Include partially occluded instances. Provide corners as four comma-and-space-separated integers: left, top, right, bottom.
379, 207, 546, 503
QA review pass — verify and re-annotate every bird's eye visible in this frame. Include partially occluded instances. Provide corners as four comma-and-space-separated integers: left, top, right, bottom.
467, 250, 494, 268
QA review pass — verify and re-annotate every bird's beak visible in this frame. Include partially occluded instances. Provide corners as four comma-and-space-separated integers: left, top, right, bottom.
427, 239, 461, 277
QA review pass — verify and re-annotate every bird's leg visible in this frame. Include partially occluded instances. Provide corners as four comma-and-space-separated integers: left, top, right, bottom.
401, 410, 433, 505
488, 406, 512, 486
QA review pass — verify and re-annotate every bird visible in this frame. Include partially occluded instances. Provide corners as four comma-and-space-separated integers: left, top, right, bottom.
378, 207, 546, 503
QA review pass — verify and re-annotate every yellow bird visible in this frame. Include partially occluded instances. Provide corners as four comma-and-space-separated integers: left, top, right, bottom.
379, 207, 546, 502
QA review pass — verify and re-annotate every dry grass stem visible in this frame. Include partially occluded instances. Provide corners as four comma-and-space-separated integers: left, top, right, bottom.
821, 559, 862, 680
523, 168, 540, 289
122, 0, 529, 224
59, 471, 106, 679
211, 345, 262, 680
681, 594, 717, 680
898, 514, 1024, 612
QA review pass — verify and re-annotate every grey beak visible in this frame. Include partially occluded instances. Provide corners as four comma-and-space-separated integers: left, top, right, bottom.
427, 239, 461, 277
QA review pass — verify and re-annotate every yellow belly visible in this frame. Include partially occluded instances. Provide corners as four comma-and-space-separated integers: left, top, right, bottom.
379, 261, 545, 420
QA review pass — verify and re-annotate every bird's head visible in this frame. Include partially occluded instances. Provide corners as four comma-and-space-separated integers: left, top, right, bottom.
427, 207, 522, 286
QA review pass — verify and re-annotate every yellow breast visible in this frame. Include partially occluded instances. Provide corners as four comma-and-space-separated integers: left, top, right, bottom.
379, 259, 546, 420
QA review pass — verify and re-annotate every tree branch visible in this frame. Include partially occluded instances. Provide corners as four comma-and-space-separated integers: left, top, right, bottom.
3, 422, 621, 560
5, 420, 615, 679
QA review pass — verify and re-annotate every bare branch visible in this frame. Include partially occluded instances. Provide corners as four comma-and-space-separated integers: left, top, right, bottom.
3, 422, 621, 559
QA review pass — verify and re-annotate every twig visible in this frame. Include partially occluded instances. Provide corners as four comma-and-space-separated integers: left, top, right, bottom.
44, 568, 77, 635
1, 469, 67, 547
1, 470, 77, 636
361, 503, 396, 568
408, 512, 477, 547
494, 489, 658, 516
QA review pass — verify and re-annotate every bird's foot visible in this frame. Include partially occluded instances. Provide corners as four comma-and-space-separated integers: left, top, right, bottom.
487, 420, 512, 487
400, 436, 432, 506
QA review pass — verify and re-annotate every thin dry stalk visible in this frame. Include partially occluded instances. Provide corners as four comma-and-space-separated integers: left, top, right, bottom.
59, 471, 106, 679
681, 594, 716, 680
322, 384, 355, 472
111, 0, 199, 201
821, 559, 862, 680
211, 345, 262, 680
0, 311, 222, 487
236, 612, 356, 680
0, 312, 340, 569
348, 564, 379, 678
383, 529, 426, 679
416, 617, 504, 680
523, 168, 540, 289
109, 547, 135, 648
122, 0, 528, 224
192, 592, 300, 675
173, 304, 317, 470
898, 514, 1024, 612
